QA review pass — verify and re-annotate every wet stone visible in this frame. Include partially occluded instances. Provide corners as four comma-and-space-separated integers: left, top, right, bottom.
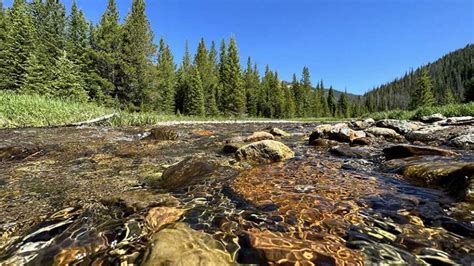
383, 144, 459, 160
143, 223, 236, 266
330, 145, 372, 159
235, 140, 294, 164
269, 127, 291, 137
366, 127, 402, 139
158, 156, 218, 190
148, 127, 179, 140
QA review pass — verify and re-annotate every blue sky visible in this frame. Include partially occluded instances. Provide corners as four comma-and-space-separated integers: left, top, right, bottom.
4, 0, 474, 94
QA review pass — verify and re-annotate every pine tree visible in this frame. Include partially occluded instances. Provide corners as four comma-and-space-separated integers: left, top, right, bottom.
284, 82, 296, 118
0, 2, 6, 51
184, 67, 205, 116
206, 41, 219, 116
442, 88, 456, 105
270, 72, 285, 118
217, 39, 227, 111
66, 1, 93, 96
327, 86, 337, 117
464, 77, 474, 103
411, 69, 434, 108
95, 0, 121, 99
51, 51, 88, 102
175, 41, 191, 114
244, 57, 260, 117
222, 36, 245, 115
291, 74, 303, 117
260, 65, 274, 117
67, 1, 88, 59
155, 37, 176, 113
194, 38, 217, 115
0, 0, 34, 91
337, 90, 350, 118
22, 53, 50, 95
318, 80, 329, 117
42, 0, 67, 64
301, 67, 312, 117
311, 84, 321, 117
120, 0, 156, 109
28, 0, 67, 93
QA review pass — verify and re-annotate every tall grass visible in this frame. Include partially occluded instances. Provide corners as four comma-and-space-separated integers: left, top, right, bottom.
362, 102, 474, 121
0, 91, 113, 128
2, 91, 473, 128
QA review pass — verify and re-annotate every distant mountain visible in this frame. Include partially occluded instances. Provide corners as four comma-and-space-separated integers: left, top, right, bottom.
362, 44, 473, 112
281, 81, 360, 100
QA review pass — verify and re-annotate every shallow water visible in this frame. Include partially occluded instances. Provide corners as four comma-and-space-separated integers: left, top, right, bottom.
0, 124, 472, 265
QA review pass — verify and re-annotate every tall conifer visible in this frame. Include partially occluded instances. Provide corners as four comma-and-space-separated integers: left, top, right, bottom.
120, 0, 156, 109
0, 0, 33, 91
222, 36, 245, 115
155, 37, 176, 113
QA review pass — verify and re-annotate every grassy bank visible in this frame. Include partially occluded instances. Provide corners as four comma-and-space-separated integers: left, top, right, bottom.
361, 102, 474, 121
1, 91, 473, 129
0, 92, 333, 128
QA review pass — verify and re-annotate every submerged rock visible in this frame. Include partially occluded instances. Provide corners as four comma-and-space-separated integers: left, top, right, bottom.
310, 138, 339, 147
269, 128, 291, 137
366, 127, 402, 139
149, 127, 178, 141
0, 146, 42, 161
143, 223, 235, 266
235, 140, 294, 164
375, 119, 422, 135
330, 145, 372, 159
145, 207, 185, 233
403, 161, 474, 201
383, 144, 459, 160
351, 137, 373, 146
158, 157, 216, 190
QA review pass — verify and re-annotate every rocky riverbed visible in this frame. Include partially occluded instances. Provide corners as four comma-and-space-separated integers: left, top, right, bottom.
0, 114, 473, 265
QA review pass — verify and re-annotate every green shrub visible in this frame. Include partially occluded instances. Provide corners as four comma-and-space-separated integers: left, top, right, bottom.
364, 102, 474, 121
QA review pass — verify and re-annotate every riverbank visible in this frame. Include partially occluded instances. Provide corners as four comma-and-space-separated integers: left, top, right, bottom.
2, 91, 473, 128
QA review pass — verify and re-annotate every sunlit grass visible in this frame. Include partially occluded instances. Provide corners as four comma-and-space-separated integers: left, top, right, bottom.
362, 102, 474, 121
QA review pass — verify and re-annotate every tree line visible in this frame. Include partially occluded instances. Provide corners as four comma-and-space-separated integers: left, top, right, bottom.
363, 44, 474, 112
1, 0, 471, 119
0, 0, 363, 118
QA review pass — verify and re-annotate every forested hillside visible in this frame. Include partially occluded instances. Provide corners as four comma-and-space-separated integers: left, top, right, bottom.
364, 44, 474, 112
0, 0, 359, 119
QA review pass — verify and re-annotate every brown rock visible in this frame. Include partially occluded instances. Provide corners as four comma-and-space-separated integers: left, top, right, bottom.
366, 127, 402, 139
146, 207, 185, 232
269, 128, 291, 137
149, 127, 178, 141
143, 223, 235, 266
244, 131, 275, 142
158, 157, 216, 190
310, 139, 339, 147
235, 140, 294, 164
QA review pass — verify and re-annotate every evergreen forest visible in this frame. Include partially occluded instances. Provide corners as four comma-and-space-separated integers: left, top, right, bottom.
1, 0, 472, 119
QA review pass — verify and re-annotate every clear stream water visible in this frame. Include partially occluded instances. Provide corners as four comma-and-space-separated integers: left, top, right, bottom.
0, 124, 472, 265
